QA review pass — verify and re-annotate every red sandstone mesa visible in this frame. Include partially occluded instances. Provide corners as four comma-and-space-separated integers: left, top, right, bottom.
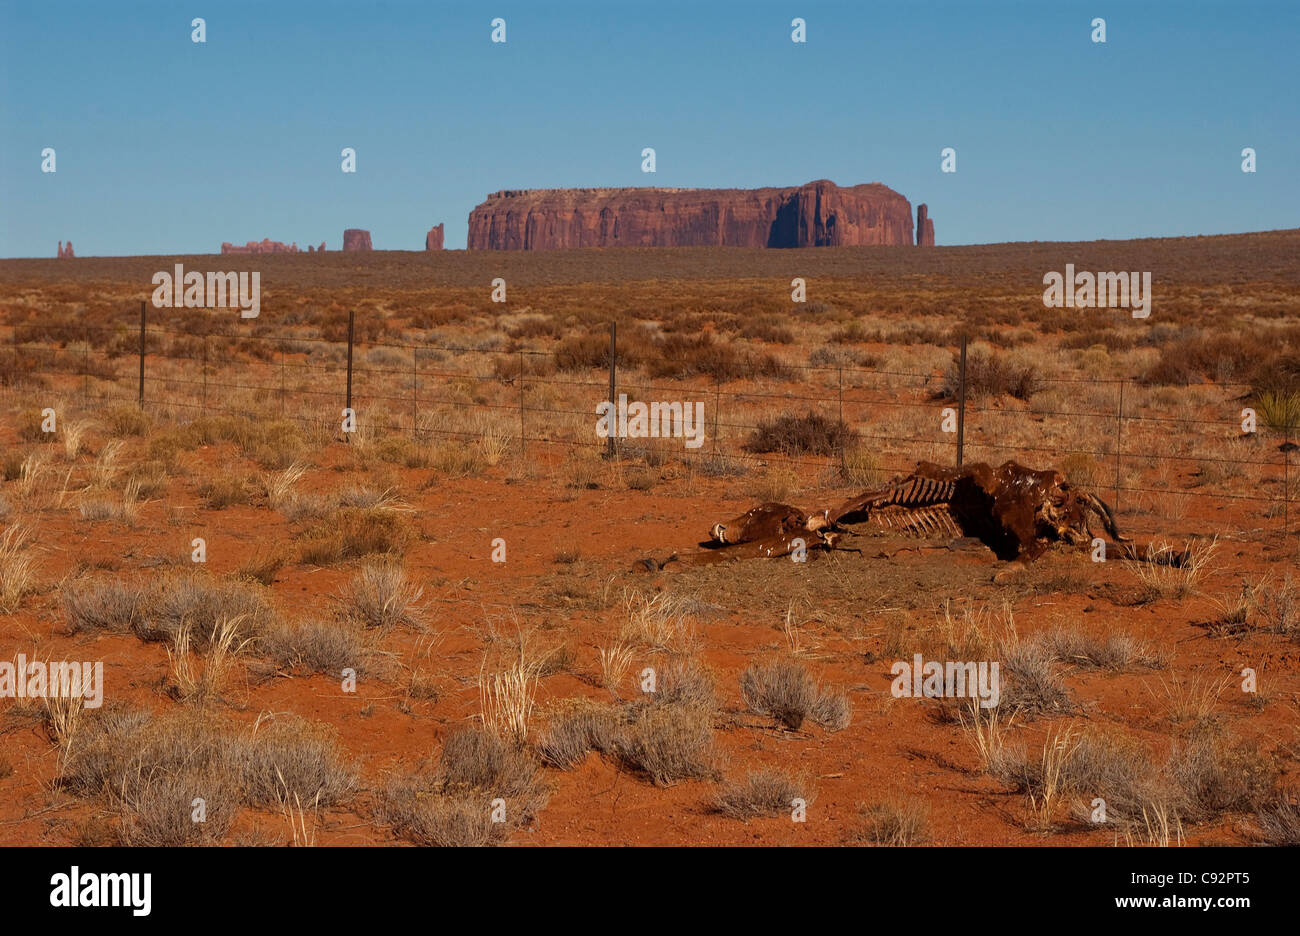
57, 241, 76, 258
466, 180, 933, 250
221, 239, 300, 255
343, 229, 373, 252
917, 204, 935, 246
425, 223, 445, 251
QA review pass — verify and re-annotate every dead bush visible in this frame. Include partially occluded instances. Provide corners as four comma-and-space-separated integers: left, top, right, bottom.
740, 660, 851, 731
743, 411, 858, 457
712, 769, 808, 820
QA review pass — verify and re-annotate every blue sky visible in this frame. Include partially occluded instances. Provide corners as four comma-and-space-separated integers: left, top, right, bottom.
1, 0, 1296, 256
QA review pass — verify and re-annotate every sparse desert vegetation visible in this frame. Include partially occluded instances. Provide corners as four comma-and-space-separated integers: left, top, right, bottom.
2, 235, 1299, 846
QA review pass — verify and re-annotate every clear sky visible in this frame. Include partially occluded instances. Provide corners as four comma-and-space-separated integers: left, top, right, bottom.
1, 0, 1296, 256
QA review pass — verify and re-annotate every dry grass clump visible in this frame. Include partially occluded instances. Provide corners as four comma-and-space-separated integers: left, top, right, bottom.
538, 658, 719, 785
712, 769, 810, 820
943, 348, 1039, 400
61, 418, 93, 461
256, 618, 370, 677
0, 524, 38, 612
619, 588, 717, 653
337, 560, 424, 630
1125, 537, 1219, 599
993, 726, 1166, 833
596, 641, 635, 695
190, 414, 306, 469
239, 715, 357, 808
1028, 623, 1164, 671
1166, 731, 1278, 821
236, 549, 288, 586
62, 577, 143, 634
298, 506, 412, 564
166, 615, 251, 704
998, 635, 1074, 717
262, 463, 307, 511
119, 768, 240, 846
851, 798, 931, 846
382, 727, 549, 846
103, 405, 153, 437
143, 571, 276, 649
739, 660, 851, 731
69, 710, 353, 844
743, 411, 858, 457
609, 695, 718, 786
1254, 797, 1300, 846
645, 332, 792, 382
1240, 574, 1299, 639
537, 703, 621, 770
1148, 670, 1231, 726
78, 479, 141, 524
990, 721, 1277, 837
197, 472, 255, 509
1142, 329, 1260, 387
62, 571, 275, 649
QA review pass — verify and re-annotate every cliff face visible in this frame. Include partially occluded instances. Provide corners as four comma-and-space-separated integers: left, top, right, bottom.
425, 224, 444, 251
343, 229, 372, 252
466, 180, 922, 250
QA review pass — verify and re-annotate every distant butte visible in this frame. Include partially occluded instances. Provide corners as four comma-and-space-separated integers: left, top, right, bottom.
222, 239, 300, 254
343, 229, 373, 252
425, 223, 445, 251
466, 180, 934, 250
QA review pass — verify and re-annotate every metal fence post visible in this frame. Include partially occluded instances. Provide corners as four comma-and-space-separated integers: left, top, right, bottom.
411, 348, 418, 435
202, 335, 208, 417
1285, 424, 1291, 534
138, 300, 146, 409
518, 349, 525, 455
838, 365, 845, 473
345, 308, 355, 442
1115, 380, 1125, 513
956, 334, 967, 466
82, 324, 90, 407
606, 322, 617, 459
714, 379, 721, 455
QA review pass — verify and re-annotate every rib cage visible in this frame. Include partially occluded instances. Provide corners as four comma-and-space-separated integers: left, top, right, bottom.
871, 476, 957, 510
867, 503, 962, 537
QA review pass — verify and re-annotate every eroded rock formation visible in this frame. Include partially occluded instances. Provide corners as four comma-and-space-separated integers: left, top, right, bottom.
916, 204, 935, 246
466, 180, 923, 250
57, 241, 75, 258
343, 229, 372, 252
425, 223, 445, 251
221, 239, 300, 254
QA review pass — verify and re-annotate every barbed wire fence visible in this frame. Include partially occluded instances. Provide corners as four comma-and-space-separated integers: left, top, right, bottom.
2, 302, 1292, 537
